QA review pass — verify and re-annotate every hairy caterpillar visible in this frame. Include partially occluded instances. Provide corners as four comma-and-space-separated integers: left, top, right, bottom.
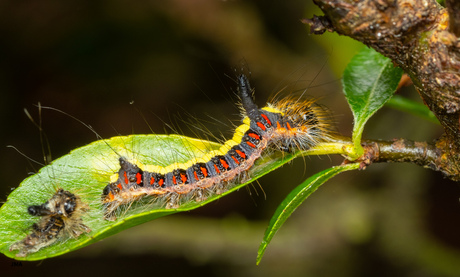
1, 71, 334, 260
102, 74, 333, 220
9, 188, 90, 257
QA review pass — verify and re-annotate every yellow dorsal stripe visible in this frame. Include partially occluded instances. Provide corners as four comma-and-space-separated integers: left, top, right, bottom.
120, 121, 251, 176
110, 104, 285, 180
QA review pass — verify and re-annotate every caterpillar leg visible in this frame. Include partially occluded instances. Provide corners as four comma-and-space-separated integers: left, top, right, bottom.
194, 189, 207, 202
214, 182, 228, 195
165, 193, 180, 209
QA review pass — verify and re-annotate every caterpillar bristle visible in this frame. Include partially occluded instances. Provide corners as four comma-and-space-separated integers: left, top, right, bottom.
101, 74, 333, 220
267, 97, 334, 151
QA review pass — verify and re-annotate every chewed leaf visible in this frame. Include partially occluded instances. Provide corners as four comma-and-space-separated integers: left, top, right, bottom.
0, 134, 301, 261
342, 47, 403, 158
256, 163, 360, 265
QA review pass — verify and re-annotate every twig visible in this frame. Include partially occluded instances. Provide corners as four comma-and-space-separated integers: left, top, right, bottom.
347, 139, 458, 179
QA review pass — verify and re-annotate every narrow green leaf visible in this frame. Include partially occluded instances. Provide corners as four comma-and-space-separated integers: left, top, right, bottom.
256, 163, 360, 265
0, 134, 302, 261
386, 95, 440, 125
342, 47, 403, 158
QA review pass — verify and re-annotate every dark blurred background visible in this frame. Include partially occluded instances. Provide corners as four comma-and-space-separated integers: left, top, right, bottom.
1, 1, 459, 276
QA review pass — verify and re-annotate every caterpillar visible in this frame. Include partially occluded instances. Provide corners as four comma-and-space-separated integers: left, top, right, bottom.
8, 188, 91, 257
102, 74, 333, 220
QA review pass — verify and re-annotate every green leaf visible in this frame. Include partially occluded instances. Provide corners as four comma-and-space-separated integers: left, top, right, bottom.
0, 134, 302, 261
386, 95, 440, 125
256, 163, 360, 265
342, 47, 403, 159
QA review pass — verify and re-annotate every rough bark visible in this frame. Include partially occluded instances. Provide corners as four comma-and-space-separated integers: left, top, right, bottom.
304, 0, 460, 181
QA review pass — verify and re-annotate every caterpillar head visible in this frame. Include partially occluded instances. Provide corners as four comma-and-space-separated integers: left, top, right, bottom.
266, 98, 333, 151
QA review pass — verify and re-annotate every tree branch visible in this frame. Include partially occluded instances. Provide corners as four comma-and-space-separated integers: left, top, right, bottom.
304, 0, 460, 181
342, 139, 458, 179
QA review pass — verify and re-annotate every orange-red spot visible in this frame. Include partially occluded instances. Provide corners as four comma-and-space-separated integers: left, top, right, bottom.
172, 175, 177, 185
257, 122, 266, 131
108, 192, 114, 201
150, 177, 154, 185
123, 172, 128, 184
117, 183, 123, 190
276, 121, 281, 128
136, 172, 142, 184
158, 179, 164, 187
261, 113, 272, 125
246, 141, 256, 148
180, 173, 187, 183
220, 159, 229, 169
231, 156, 240, 164
214, 164, 221, 174
248, 132, 260, 140
194, 171, 199, 181
236, 149, 246, 159
286, 122, 292, 130
201, 167, 208, 177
